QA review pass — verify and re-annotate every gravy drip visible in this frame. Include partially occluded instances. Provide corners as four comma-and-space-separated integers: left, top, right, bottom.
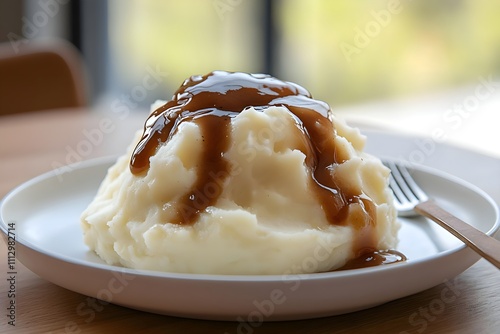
337, 250, 407, 270
129, 71, 380, 261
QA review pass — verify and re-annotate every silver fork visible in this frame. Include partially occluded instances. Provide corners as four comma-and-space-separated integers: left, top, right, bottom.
383, 160, 500, 269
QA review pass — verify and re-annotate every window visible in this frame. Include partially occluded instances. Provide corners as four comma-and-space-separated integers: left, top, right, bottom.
13, 0, 500, 110
107, 0, 500, 109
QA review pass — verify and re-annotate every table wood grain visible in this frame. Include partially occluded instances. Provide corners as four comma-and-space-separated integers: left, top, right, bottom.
1, 108, 499, 334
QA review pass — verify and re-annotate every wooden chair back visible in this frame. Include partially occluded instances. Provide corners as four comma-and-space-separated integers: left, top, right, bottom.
0, 40, 86, 115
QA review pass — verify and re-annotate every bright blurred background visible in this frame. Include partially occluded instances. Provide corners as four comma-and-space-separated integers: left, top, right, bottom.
108, 0, 500, 107
2, 0, 500, 156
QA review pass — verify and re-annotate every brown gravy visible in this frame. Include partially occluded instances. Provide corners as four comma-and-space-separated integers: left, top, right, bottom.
129, 71, 403, 269
337, 250, 407, 271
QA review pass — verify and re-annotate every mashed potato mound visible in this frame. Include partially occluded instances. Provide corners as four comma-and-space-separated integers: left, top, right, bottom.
81, 103, 398, 275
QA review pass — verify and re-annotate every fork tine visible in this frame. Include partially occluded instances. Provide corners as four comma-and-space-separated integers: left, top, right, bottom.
384, 160, 416, 204
384, 161, 407, 204
396, 163, 429, 202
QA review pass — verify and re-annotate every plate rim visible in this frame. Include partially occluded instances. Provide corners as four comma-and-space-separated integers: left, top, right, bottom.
1, 155, 499, 283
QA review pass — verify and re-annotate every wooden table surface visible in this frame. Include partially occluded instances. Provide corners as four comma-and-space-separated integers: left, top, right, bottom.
1, 108, 499, 334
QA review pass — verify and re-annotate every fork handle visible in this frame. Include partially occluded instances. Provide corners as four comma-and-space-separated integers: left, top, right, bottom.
415, 200, 500, 270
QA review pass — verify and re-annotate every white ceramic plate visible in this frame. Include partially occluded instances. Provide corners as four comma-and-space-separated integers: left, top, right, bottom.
1, 156, 498, 321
